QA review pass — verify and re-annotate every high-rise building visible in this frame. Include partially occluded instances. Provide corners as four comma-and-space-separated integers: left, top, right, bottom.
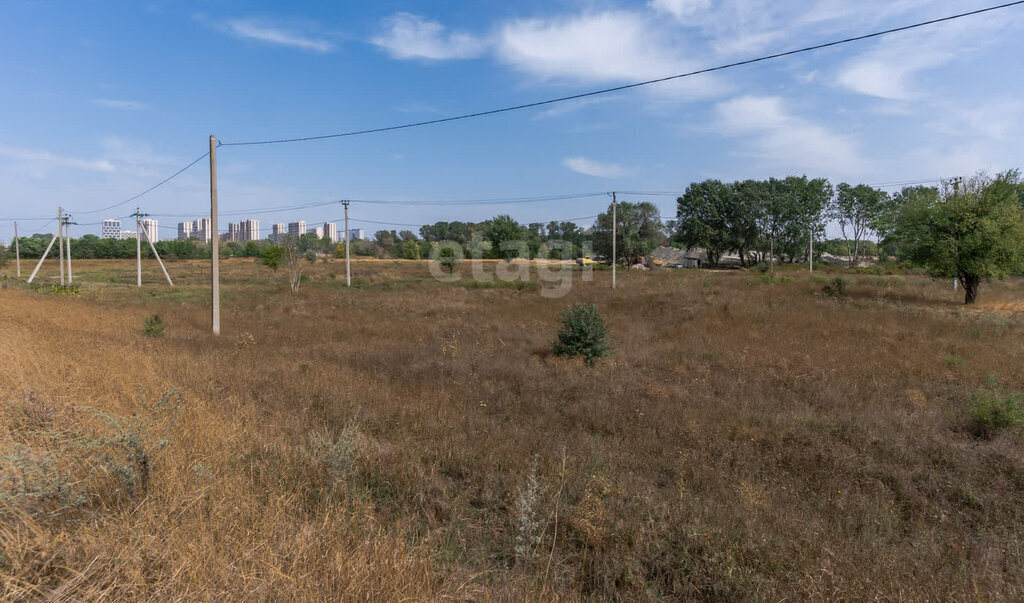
101, 219, 121, 239
121, 230, 137, 240
192, 218, 211, 242
228, 222, 241, 242
240, 219, 260, 242
177, 221, 193, 240
141, 219, 158, 243
310, 226, 324, 239
350, 228, 366, 240
324, 222, 338, 243
270, 223, 286, 243
288, 221, 306, 238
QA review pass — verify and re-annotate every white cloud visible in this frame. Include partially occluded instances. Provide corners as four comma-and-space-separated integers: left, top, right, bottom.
715, 95, 869, 175
836, 7, 1020, 101
836, 38, 953, 101
648, 0, 712, 20
498, 12, 675, 82
496, 11, 725, 100
563, 156, 628, 178
371, 13, 486, 60
223, 18, 334, 53
0, 144, 115, 174
92, 99, 147, 111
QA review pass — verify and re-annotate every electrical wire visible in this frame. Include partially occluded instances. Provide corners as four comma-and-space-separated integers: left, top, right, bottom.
70, 150, 210, 215
218, 2, 1024, 147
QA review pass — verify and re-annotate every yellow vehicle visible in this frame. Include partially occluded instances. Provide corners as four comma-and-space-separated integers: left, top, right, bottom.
575, 257, 597, 265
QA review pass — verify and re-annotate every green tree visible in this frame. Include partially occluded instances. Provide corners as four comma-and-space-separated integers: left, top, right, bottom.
593, 201, 665, 263
874, 185, 939, 258
759, 176, 831, 264
486, 214, 526, 260
729, 180, 766, 266
674, 179, 733, 267
261, 245, 285, 271
894, 172, 1024, 304
832, 183, 888, 266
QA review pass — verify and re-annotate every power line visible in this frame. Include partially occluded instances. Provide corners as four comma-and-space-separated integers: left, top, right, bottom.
218, 2, 1024, 147
349, 192, 608, 206
70, 150, 210, 215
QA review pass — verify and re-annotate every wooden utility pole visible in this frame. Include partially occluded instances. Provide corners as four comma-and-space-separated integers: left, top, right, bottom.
809, 232, 813, 273
611, 192, 617, 289
57, 207, 65, 286
135, 209, 142, 287
343, 200, 351, 287
210, 135, 220, 335
13, 221, 20, 278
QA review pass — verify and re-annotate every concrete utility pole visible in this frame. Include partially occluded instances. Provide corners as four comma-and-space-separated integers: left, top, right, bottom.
131, 208, 173, 287
210, 135, 220, 335
343, 200, 351, 287
140, 223, 174, 286
13, 221, 20, 278
63, 214, 73, 284
27, 233, 58, 284
809, 232, 813, 274
135, 209, 142, 287
611, 192, 617, 289
57, 207, 65, 286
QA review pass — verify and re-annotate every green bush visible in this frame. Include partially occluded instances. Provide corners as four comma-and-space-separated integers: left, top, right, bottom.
552, 303, 613, 365
967, 374, 1024, 439
141, 314, 166, 338
822, 277, 849, 297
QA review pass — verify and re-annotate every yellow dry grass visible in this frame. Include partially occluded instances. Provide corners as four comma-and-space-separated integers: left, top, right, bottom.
2, 257, 1024, 599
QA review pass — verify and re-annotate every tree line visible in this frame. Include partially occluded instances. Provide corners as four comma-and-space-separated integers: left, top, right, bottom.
4, 171, 1023, 304
674, 171, 1024, 302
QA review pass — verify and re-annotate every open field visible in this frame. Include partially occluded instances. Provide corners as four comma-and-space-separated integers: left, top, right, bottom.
3, 257, 1024, 599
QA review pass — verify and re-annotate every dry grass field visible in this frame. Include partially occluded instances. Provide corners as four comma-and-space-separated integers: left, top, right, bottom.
2, 256, 1024, 599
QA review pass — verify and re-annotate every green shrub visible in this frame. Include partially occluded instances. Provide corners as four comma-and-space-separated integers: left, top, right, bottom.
967, 375, 1024, 439
552, 303, 613, 365
141, 314, 166, 338
822, 277, 849, 297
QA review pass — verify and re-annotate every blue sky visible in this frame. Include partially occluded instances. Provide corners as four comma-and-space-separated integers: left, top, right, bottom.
1, 0, 1022, 241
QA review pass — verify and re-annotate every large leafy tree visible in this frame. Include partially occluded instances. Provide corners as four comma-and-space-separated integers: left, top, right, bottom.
875, 185, 938, 258
832, 183, 888, 266
674, 179, 733, 267
894, 172, 1024, 304
729, 180, 766, 266
593, 201, 665, 263
761, 176, 831, 264
485, 214, 526, 260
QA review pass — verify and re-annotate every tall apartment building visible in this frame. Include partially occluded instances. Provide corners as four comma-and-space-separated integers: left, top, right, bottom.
120, 230, 136, 239
270, 223, 286, 243
350, 228, 366, 241
240, 219, 259, 242
192, 218, 211, 242
288, 221, 306, 238
323, 222, 338, 243
177, 221, 193, 240
309, 226, 324, 239
228, 222, 241, 242
141, 219, 158, 243
101, 219, 121, 239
